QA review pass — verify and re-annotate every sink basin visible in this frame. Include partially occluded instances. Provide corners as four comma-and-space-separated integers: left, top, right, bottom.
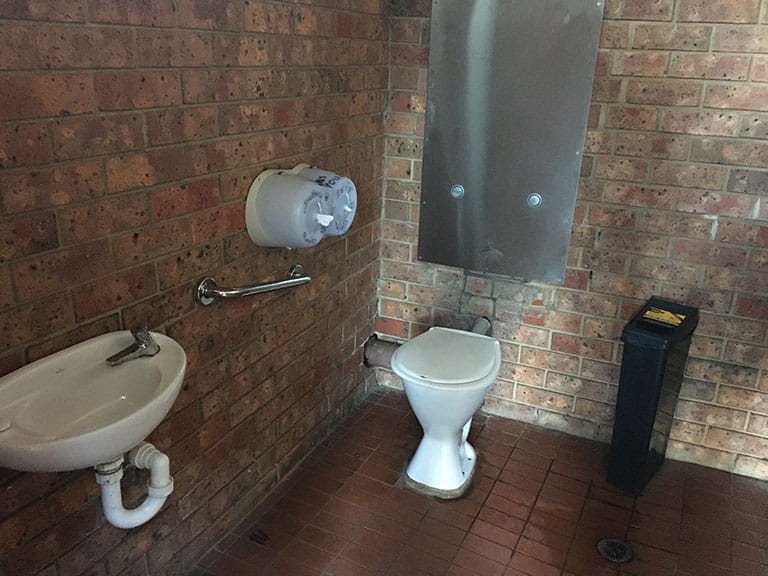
0, 331, 186, 472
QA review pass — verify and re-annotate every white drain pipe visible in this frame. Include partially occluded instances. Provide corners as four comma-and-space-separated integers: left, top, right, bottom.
94, 441, 174, 529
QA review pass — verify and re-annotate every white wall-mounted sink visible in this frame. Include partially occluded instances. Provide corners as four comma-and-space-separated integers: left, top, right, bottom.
0, 331, 186, 472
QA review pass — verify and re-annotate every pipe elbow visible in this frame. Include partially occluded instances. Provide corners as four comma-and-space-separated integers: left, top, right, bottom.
95, 442, 173, 529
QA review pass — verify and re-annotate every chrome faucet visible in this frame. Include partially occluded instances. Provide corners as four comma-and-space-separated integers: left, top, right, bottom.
106, 326, 161, 366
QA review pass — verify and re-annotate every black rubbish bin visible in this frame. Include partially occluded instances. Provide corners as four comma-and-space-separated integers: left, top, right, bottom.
607, 297, 699, 495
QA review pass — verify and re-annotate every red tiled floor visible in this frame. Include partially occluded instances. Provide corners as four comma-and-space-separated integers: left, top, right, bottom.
196, 389, 768, 576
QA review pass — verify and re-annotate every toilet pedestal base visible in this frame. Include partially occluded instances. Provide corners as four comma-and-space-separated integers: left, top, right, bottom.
403, 420, 477, 499
403, 456, 476, 499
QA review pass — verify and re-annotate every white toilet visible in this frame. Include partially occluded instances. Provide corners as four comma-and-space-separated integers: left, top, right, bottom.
391, 326, 501, 497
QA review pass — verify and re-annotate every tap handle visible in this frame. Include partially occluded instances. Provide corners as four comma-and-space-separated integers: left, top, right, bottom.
130, 326, 152, 343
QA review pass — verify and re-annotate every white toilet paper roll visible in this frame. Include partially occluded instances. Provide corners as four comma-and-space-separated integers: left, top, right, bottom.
296, 166, 357, 236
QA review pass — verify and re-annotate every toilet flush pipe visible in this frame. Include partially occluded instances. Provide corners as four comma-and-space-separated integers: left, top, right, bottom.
363, 335, 400, 369
94, 441, 174, 529
470, 316, 492, 336
364, 317, 493, 369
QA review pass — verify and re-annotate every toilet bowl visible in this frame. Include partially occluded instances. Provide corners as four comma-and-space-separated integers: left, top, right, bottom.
391, 326, 501, 497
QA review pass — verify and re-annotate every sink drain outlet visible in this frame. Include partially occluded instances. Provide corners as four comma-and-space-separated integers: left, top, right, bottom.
597, 538, 634, 564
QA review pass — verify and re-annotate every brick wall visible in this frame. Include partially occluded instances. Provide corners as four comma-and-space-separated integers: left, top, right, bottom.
0, 1, 385, 574
380, 0, 768, 478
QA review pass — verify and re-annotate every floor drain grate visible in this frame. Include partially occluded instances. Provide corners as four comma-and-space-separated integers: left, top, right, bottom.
596, 538, 634, 564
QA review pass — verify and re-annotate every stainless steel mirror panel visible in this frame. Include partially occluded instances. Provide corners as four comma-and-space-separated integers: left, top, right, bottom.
418, 0, 604, 282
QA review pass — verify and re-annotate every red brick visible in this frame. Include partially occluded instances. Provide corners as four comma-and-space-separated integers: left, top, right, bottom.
546, 372, 610, 403
598, 229, 668, 257
727, 169, 768, 194
551, 334, 614, 361
636, 211, 713, 239
580, 359, 620, 384
583, 130, 613, 154
0, 73, 96, 121
518, 349, 580, 376
0, 212, 58, 261
274, 99, 314, 128
590, 271, 658, 299
678, 0, 761, 23
677, 190, 758, 218
600, 22, 630, 49
632, 24, 713, 51
137, 29, 214, 67
213, 33, 270, 67
605, 105, 658, 130
390, 45, 429, 67
610, 51, 668, 76
752, 57, 768, 82
106, 153, 156, 192
587, 206, 635, 229
176, 0, 244, 30
0, 294, 73, 353
691, 137, 768, 167
712, 25, 768, 52
72, 264, 157, 321
145, 106, 218, 145
590, 77, 622, 102
157, 243, 224, 290
58, 193, 151, 245
594, 157, 648, 181
669, 53, 749, 80
650, 162, 727, 189
390, 91, 426, 113
660, 109, 739, 136
736, 296, 768, 320
581, 248, 629, 273
89, 0, 177, 26
95, 71, 182, 110
36, 25, 136, 69
151, 178, 220, 221
12, 240, 113, 301
375, 317, 408, 339
657, 285, 734, 314
147, 144, 212, 184
626, 79, 703, 106
670, 239, 748, 266
390, 19, 424, 43
183, 69, 248, 103
725, 342, 768, 368
615, 132, 688, 160
190, 203, 244, 243
0, 23, 40, 70
630, 256, 700, 284
26, 315, 120, 362
610, 0, 675, 21
573, 398, 614, 423
244, 2, 292, 34
0, 0, 86, 21
704, 84, 768, 111
716, 221, 768, 247
112, 221, 190, 269
698, 313, 766, 343
51, 113, 144, 160
0, 122, 52, 168
0, 162, 105, 215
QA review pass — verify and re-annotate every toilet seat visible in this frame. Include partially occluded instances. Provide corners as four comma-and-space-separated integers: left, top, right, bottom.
391, 327, 500, 390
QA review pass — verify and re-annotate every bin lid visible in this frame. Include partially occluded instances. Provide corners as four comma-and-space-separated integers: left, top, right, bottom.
621, 297, 699, 350
392, 327, 499, 384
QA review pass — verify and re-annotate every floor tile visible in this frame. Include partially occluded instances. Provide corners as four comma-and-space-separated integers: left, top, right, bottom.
195, 389, 768, 576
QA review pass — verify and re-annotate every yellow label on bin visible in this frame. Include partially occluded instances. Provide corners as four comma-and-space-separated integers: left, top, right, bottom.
642, 306, 686, 327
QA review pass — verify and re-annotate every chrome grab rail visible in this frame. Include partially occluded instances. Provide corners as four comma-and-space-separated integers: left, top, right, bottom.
196, 265, 310, 306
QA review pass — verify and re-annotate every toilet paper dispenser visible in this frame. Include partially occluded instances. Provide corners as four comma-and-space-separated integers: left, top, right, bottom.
245, 164, 357, 248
